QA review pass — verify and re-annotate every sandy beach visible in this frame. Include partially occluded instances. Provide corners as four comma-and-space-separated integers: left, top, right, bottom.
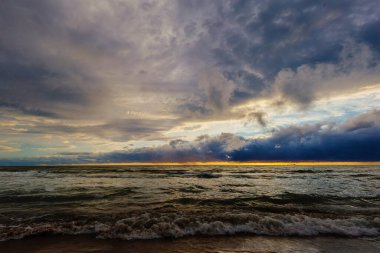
0, 235, 379, 253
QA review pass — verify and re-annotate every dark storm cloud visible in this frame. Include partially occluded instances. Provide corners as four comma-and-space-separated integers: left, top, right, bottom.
0, 54, 85, 115
96, 132, 247, 163
1, 0, 380, 121
0, 102, 60, 118
236, 110, 380, 161
181, 0, 380, 110
360, 20, 380, 52
0, 1, 105, 119
98, 110, 380, 162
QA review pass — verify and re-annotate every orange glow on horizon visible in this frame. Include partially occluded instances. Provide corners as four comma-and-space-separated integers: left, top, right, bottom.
55, 161, 380, 166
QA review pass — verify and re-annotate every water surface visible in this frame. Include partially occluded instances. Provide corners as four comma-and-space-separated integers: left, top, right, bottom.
0, 165, 379, 240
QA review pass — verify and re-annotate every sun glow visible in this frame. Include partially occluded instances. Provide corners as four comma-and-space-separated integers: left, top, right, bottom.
59, 161, 380, 166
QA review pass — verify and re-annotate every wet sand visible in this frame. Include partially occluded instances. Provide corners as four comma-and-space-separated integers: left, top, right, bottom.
0, 235, 379, 253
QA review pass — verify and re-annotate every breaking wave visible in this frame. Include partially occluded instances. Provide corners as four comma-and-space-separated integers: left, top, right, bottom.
1, 213, 379, 241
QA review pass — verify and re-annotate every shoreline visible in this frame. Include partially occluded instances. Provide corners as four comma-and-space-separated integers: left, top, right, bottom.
1, 161, 380, 167
0, 234, 379, 253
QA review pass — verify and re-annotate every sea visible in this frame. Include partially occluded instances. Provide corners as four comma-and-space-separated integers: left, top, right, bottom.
0, 165, 379, 252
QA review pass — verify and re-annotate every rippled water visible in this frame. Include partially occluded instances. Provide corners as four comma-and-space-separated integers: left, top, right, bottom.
0, 165, 379, 241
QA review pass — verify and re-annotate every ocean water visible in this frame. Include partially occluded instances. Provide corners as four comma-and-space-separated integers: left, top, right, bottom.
0, 165, 379, 241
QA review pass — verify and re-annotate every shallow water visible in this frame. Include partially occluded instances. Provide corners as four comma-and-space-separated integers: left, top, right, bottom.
0, 165, 379, 241
1, 235, 380, 253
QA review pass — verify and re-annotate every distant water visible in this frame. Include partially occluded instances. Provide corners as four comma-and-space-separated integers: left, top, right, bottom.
0, 165, 379, 241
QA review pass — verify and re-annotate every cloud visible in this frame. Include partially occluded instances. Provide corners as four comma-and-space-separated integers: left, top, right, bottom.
176, 1, 380, 119
340, 109, 380, 132
2, 110, 379, 164
273, 40, 380, 107
232, 110, 380, 161
0, 146, 19, 152
97, 110, 380, 162
33, 145, 76, 151
0, 102, 60, 119
245, 111, 267, 127
2, 1, 379, 120
177, 72, 241, 120
198, 1, 380, 107
1, 0, 380, 159
0, 0, 217, 144
22, 118, 179, 142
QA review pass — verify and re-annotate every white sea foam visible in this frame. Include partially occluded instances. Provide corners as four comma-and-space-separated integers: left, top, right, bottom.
0, 165, 379, 242
0, 213, 379, 241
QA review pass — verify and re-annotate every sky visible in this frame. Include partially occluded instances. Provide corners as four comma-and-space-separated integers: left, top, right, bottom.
0, 0, 380, 165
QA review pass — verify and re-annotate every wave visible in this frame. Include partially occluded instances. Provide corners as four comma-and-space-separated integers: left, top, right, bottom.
1, 190, 379, 210
288, 169, 335, 174
0, 213, 379, 241
165, 194, 380, 207
0, 169, 224, 180
0, 187, 138, 203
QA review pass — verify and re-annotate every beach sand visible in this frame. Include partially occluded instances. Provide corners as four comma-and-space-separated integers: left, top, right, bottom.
0, 235, 379, 253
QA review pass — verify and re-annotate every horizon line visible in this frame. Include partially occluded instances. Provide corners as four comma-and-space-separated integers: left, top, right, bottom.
36, 161, 380, 166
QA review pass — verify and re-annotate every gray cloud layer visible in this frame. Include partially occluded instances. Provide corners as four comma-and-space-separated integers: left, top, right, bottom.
1, 110, 379, 165
1, 0, 380, 161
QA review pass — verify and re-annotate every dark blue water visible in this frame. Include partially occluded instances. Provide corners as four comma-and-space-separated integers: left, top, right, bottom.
0, 165, 379, 240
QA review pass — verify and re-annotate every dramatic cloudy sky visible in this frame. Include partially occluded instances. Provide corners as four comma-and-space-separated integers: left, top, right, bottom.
1, 0, 380, 164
